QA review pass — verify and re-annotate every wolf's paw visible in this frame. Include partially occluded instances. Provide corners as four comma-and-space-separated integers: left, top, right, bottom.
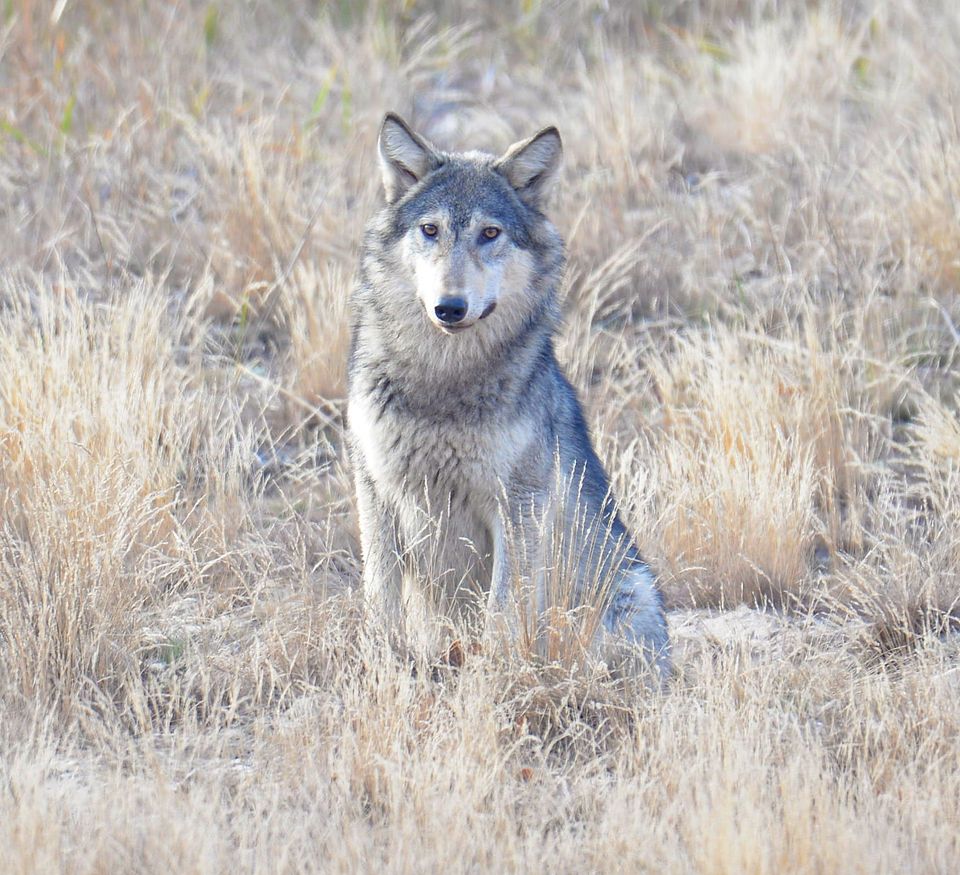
480, 604, 524, 659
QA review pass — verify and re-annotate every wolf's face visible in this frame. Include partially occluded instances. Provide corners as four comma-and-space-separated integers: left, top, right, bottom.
401, 199, 534, 334
373, 114, 562, 336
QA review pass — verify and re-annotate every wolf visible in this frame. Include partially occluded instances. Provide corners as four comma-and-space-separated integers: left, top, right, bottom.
346, 113, 669, 676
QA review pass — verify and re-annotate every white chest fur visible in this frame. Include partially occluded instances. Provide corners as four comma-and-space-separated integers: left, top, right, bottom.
349, 390, 535, 517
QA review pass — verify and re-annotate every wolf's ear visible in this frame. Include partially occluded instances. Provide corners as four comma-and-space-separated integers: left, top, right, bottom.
495, 126, 562, 208
378, 113, 439, 204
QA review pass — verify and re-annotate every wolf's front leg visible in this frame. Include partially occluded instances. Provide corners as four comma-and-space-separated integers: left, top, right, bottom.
485, 514, 520, 645
355, 469, 405, 640
487, 513, 512, 614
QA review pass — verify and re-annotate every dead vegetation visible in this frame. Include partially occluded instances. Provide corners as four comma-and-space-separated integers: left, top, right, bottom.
0, 0, 958, 871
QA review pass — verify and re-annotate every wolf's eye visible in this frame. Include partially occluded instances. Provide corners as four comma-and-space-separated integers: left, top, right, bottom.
421, 223, 438, 238
481, 227, 501, 241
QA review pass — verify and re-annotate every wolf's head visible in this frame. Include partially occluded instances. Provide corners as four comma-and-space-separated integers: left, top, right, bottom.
361, 113, 563, 342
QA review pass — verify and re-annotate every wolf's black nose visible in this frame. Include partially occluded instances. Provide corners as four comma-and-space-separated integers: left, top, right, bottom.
435, 298, 467, 324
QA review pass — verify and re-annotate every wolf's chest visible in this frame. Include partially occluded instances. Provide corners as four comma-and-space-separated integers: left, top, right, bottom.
349, 388, 534, 514
390, 418, 483, 494
350, 393, 492, 500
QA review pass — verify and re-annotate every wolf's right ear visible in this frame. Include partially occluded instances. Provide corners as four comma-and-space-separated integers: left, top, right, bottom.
494, 126, 563, 209
378, 113, 439, 204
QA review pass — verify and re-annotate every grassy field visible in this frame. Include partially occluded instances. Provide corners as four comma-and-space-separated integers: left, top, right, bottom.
2, 0, 959, 870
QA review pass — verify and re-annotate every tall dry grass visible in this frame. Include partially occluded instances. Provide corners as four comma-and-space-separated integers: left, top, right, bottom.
1, 0, 959, 871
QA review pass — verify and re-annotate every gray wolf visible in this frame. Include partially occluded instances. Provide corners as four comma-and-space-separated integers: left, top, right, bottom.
346, 113, 670, 676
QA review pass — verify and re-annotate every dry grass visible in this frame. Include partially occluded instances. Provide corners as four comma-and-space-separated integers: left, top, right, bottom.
1, 0, 959, 871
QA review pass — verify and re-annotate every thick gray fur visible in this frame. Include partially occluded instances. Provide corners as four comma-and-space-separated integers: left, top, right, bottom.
347, 113, 670, 676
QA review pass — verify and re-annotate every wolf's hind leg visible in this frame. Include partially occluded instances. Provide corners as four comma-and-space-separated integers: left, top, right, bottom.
600, 563, 671, 680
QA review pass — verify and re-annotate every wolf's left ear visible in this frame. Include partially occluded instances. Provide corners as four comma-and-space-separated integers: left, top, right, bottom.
494, 126, 562, 208
378, 113, 439, 204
